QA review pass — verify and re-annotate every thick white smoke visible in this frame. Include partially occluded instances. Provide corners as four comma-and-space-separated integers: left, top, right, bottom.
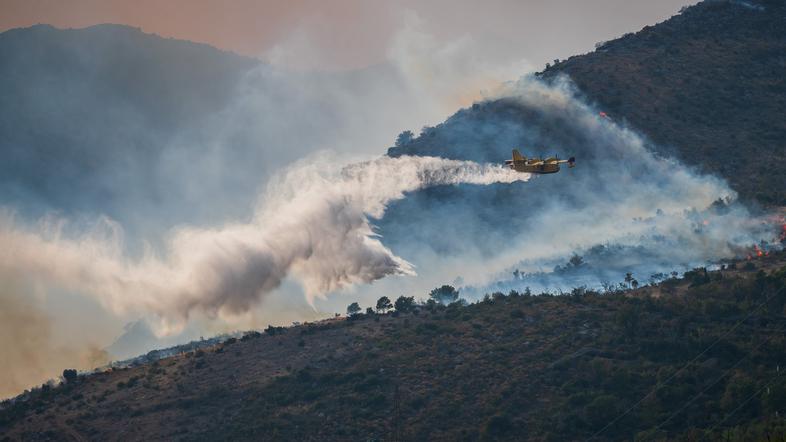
0, 155, 527, 335
367, 76, 781, 299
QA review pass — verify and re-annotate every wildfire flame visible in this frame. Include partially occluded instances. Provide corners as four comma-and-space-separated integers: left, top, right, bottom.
743, 216, 784, 260
753, 244, 761, 257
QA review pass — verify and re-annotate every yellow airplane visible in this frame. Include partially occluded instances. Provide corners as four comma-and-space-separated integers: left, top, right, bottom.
505, 149, 575, 174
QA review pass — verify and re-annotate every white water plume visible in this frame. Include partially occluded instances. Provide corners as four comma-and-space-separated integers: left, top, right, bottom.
0, 155, 528, 335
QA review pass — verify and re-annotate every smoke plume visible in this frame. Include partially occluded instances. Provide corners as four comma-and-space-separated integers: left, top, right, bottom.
376, 76, 780, 298
0, 156, 527, 335
0, 20, 535, 398
0, 286, 110, 398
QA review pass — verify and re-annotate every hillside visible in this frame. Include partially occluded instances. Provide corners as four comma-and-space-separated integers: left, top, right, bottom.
0, 24, 260, 233
545, 0, 786, 206
2, 253, 786, 441
391, 0, 786, 206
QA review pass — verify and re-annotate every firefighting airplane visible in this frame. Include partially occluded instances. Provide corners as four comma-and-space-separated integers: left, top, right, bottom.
505, 149, 576, 174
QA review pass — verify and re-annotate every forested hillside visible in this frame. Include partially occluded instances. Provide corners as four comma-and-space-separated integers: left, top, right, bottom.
545, 0, 786, 205
2, 253, 786, 441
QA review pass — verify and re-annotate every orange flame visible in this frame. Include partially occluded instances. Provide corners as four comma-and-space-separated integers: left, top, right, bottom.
753, 245, 764, 257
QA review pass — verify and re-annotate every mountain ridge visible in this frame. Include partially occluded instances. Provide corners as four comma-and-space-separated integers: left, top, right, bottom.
390, 0, 786, 205
0, 23, 261, 235
542, 0, 786, 205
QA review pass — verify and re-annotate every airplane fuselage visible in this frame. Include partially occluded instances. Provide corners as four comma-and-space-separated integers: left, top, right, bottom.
505, 160, 561, 174
504, 150, 574, 174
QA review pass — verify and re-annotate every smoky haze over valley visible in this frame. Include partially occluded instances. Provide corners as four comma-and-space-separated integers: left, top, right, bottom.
0, 0, 696, 69
1, 0, 784, 411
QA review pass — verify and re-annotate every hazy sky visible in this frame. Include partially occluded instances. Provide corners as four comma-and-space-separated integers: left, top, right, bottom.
1, 0, 697, 70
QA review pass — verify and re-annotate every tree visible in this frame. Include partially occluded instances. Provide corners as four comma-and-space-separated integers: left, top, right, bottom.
394, 130, 414, 146
429, 285, 459, 304
346, 302, 361, 316
62, 369, 78, 383
366, 307, 375, 315
394, 296, 415, 313
684, 267, 710, 286
624, 272, 636, 288
376, 296, 393, 313
265, 325, 283, 336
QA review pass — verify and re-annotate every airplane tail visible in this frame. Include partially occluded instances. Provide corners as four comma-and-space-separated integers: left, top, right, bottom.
568, 156, 576, 168
512, 149, 525, 162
